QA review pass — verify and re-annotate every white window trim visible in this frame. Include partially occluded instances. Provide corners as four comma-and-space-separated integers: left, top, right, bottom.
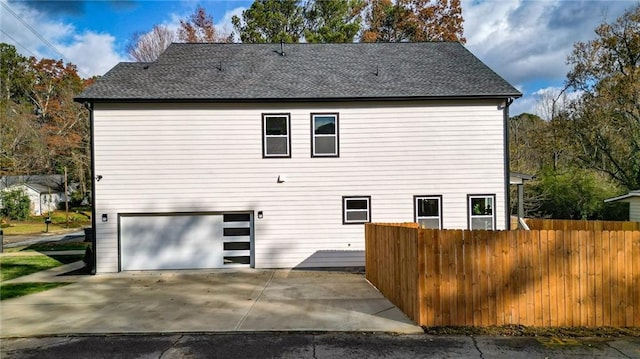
311, 113, 338, 157
343, 196, 371, 224
468, 194, 496, 230
414, 195, 442, 229
263, 114, 290, 158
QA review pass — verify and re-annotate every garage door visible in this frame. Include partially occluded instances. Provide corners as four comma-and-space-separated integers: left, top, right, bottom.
120, 212, 252, 271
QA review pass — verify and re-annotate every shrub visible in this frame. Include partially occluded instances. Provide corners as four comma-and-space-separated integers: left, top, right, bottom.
0, 189, 31, 220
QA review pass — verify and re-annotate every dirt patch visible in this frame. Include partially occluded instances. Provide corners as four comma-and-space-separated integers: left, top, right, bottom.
422, 325, 640, 337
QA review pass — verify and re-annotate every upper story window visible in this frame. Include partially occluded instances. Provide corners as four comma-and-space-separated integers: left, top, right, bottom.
262, 114, 291, 158
311, 113, 339, 157
414, 195, 442, 229
343, 196, 371, 224
468, 194, 495, 230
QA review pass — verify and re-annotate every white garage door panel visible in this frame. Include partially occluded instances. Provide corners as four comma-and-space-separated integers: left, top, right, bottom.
121, 214, 224, 270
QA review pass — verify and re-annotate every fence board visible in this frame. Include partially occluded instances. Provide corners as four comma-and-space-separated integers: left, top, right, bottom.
526, 219, 640, 231
516, 230, 526, 324
454, 231, 465, 325
365, 223, 640, 328
532, 231, 543, 327
487, 232, 498, 326
594, 230, 603, 327
417, 228, 427, 326
545, 231, 560, 327
616, 231, 626, 326
479, 231, 490, 326
612, 231, 623, 327
494, 231, 505, 326
586, 231, 596, 327
579, 231, 588, 326
539, 231, 550, 326
603, 231, 612, 326
471, 231, 482, 325
506, 231, 517, 324
625, 231, 634, 326
633, 231, 640, 327
571, 230, 580, 326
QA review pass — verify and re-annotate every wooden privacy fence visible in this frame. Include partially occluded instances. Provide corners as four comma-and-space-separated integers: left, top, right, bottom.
365, 223, 640, 328
526, 218, 640, 231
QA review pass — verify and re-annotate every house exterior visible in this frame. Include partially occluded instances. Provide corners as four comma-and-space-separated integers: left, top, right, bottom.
605, 190, 640, 222
1, 175, 66, 216
75, 42, 521, 273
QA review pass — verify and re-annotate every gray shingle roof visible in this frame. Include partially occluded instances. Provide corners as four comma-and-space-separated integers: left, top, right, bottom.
76, 42, 521, 102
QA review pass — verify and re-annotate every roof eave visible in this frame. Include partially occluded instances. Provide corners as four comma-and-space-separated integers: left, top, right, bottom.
604, 192, 640, 203
74, 94, 522, 104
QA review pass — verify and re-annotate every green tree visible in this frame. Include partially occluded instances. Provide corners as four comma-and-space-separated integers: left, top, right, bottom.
527, 168, 626, 220
232, 0, 305, 43
303, 0, 365, 43
1, 44, 41, 176
564, 5, 640, 190
0, 189, 31, 220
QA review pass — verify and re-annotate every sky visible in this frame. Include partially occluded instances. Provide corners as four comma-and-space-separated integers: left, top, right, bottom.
0, 0, 636, 116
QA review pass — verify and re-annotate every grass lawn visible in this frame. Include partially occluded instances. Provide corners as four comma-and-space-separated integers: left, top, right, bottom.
1, 222, 78, 235
0, 254, 85, 282
1, 210, 91, 235
1, 282, 71, 300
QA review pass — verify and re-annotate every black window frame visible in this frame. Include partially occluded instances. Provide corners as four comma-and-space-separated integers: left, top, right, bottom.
467, 194, 496, 230
262, 113, 291, 158
342, 196, 371, 225
311, 113, 339, 157
413, 195, 443, 229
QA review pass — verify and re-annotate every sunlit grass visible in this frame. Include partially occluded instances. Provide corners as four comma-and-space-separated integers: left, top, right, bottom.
1, 282, 71, 300
1, 210, 91, 235
0, 255, 84, 282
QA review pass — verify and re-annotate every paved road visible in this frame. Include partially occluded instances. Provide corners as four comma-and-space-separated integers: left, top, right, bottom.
2, 333, 639, 359
2, 230, 85, 248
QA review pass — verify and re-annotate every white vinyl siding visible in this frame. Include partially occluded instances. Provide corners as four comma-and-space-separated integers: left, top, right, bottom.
629, 200, 640, 222
92, 100, 507, 272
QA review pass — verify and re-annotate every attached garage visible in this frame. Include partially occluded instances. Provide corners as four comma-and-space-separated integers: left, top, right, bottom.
119, 212, 253, 271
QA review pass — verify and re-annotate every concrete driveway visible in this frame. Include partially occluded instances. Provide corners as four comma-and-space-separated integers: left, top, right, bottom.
1, 266, 423, 337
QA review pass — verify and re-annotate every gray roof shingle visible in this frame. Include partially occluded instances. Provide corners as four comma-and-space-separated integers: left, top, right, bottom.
76, 42, 521, 102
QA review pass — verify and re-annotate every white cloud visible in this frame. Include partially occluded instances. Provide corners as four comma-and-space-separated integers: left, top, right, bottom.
216, 6, 245, 40
0, 0, 125, 77
461, 0, 633, 116
58, 32, 126, 76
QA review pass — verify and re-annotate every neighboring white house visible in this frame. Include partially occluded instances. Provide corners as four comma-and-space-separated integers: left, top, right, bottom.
605, 190, 640, 222
75, 42, 521, 273
0, 175, 65, 216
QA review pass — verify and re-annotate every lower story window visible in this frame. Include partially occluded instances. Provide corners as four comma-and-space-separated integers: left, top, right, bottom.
343, 196, 371, 224
468, 194, 495, 230
414, 195, 442, 229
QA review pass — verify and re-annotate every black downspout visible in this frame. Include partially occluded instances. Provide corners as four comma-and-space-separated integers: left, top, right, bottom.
503, 97, 514, 230
84, 101, 97, 275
